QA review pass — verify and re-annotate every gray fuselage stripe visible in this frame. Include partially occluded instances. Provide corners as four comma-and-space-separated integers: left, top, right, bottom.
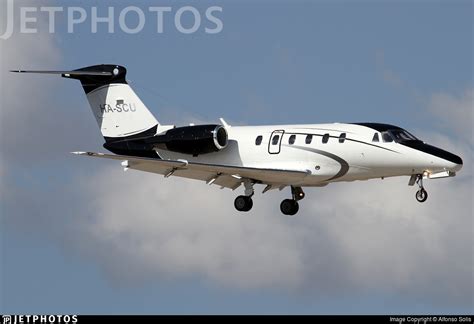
284, 145, 350, 182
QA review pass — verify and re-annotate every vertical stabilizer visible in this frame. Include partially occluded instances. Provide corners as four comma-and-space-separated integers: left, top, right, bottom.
12, 65, 160, 141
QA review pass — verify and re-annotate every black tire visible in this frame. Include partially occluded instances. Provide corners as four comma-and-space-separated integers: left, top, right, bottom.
292, 201, 299, 214
416, 188, 428, 203
234, 195, 253, 212
280, 199, 299, 216
244, 197, 253, 211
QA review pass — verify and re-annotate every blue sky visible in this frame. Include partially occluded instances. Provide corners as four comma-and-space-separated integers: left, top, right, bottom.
1, 0, 473, 314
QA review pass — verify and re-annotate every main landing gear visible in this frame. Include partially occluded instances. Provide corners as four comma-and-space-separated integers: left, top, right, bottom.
415, 174, 428, 203
234, 195, 253, 212
234, 180, 254, 212
234, 183, 305, 215
280, 186, 305, 216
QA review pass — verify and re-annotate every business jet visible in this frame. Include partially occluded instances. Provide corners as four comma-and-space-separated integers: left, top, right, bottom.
12, 65, 463, 215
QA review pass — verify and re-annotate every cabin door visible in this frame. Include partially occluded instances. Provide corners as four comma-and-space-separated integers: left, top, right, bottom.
268, 130, 284, 154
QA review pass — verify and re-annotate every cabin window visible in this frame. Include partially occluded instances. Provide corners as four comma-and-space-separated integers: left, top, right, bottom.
305, 134, 312, 144
322, 133, 329, 144
382, 132, 394, 143
372, 133, 379, 142
339, 133, 346, 143
272, 135, 280, 145
288, 135, 296, 145
255, 135, 263, 146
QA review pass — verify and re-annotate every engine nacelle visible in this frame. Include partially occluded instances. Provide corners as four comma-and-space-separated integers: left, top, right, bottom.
158, 124, 228, 156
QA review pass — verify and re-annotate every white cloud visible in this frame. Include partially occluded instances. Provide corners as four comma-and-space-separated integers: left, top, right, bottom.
428, 88, 473, 141
78, 168, 306, 289
375, 49, 429, 105
0, 0, 104, 170
0, 0, 64, 166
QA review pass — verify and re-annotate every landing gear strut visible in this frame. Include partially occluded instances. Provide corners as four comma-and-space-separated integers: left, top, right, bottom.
234, 180, 254, 212
280, 186, 304, 216
415, 175, 428, 203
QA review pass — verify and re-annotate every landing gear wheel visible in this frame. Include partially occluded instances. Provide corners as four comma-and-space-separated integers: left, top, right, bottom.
416, 188, 428, 203
234, 195, 253, 212
280, 199, 299, 216
414, 175, 428, 203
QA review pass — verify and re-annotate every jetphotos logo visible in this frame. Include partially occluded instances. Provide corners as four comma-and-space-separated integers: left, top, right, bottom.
0, 0, 224, 40
1, 315, 78, 324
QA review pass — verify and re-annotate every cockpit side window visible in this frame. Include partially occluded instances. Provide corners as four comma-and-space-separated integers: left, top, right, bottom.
372, 133, 379, 142
382, 131, 394, 143
380, 129, 418, 143
389, 129, 418, 142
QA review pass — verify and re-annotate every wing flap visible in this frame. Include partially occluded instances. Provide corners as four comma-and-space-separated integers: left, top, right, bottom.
72, 151, 310, 188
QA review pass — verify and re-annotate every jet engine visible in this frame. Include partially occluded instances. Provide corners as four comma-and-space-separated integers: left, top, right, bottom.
152, 124, 228, 156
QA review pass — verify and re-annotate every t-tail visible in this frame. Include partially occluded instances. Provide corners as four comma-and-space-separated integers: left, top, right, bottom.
11, 64, 160, 142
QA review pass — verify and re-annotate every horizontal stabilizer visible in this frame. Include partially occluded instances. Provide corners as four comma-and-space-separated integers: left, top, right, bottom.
10, 70, 113, 76
11, 64, 130, 96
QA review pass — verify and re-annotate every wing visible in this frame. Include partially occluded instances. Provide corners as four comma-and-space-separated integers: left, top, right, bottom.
73, 152, 310, 190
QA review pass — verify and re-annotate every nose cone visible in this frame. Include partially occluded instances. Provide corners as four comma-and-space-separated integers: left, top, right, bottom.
452, 154, 463, 172
400, 141, 463, 171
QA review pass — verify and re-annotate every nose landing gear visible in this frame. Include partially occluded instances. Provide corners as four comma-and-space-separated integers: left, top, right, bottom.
280, 186, 305, 216
415, 175, 428, 203
416, 188, 428, 202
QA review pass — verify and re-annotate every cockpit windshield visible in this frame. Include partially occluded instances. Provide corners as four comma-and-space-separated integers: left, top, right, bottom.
381, 129, 418, 143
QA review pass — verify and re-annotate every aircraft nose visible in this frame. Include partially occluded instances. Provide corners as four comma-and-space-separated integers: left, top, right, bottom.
452, 153, 463, 172
400, 140, 463, 170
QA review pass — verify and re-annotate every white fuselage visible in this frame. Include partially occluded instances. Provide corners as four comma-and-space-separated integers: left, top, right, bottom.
155, 123, 462, 187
